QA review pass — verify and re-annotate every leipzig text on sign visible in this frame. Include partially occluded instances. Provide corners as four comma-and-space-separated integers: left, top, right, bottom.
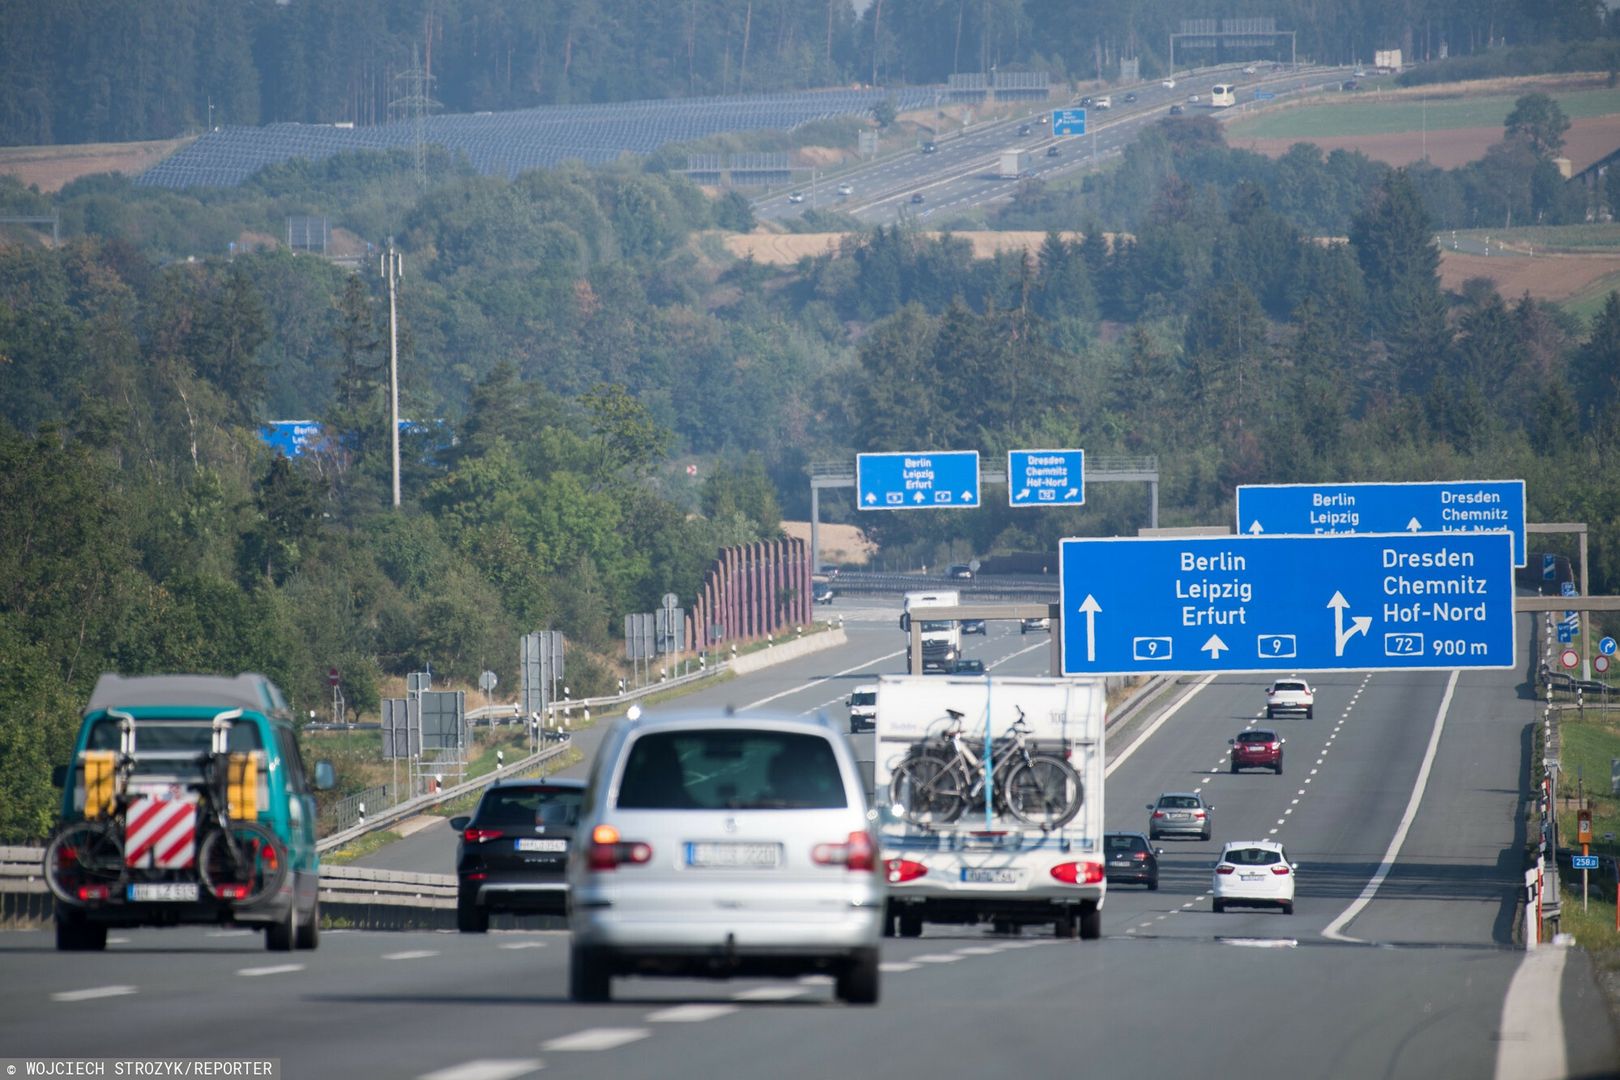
1235, 480, 1527, 567
1008, 449, 1084, 507
1058, 532, 1516, 676
1053, 108, 1087, 135
857, 451, 980, 511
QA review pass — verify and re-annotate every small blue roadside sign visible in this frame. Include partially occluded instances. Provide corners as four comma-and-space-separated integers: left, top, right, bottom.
857, 451, 980, 511
1600, 636, 1617, 656
1058, 531, 1516, 676
1253, 89, 1276, 101
1053, 108, 1086, 135
1236, 480, 1527, 567
1572, 855, 1601, 871
1009, 449, 1084, 507
1544, 554, 1558, 581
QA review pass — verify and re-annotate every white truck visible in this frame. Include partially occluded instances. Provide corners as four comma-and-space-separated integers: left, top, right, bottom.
901, 590, 961, 673
846, 683, 878, 733
998, 148, 1033, 179
874, 674, 1106, 939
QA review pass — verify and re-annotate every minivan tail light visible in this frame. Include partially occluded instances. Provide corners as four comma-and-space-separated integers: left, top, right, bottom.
586, 824, 652, 871
1271, 865, 1292, 875
813, 831, 876, 872
463, 828, 505, 844
1050, 861, 1104, 885
1216, 864, 1235, 875
885, 858, 929, 883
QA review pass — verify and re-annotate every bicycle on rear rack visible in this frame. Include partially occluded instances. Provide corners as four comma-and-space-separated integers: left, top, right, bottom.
888, 706, 1083, 830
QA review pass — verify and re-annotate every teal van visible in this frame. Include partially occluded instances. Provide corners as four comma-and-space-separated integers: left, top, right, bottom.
47, 673, 333, 952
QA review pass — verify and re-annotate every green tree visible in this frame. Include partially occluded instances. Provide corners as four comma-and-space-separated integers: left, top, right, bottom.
1504, 93, 1571, 158
1349, 168, 1450, 384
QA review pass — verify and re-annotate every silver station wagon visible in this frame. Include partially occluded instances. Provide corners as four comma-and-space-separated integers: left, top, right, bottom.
567, 706, 883, 1004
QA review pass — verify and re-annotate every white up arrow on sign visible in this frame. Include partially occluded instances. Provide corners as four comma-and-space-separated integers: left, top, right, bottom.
1077, 594, 1101, 662
1202, 634, 1229, 659
1247, 521, 1263, 534
1406, 517, 1422, 531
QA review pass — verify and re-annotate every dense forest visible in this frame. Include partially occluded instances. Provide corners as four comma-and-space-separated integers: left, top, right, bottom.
0, 0, 1612, 146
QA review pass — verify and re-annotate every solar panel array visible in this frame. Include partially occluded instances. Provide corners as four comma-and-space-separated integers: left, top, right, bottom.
138, 88, 938, 190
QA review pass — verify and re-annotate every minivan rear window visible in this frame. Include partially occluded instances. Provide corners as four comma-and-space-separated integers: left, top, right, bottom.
616, 730, 848, 811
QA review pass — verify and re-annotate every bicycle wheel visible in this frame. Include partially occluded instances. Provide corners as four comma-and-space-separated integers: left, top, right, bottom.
888, 753, 969, 827
198, 821, 288, 905
1001, 755, 1083, 829
44, 821, 126, 905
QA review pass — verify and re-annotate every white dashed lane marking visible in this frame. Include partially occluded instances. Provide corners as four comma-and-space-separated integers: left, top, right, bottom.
51, 985, 136, 1002
912, 953, 964, 963
646, 1004, 739, 1023
542, 1028, 650, 1052
417, 1061, 544, 1080
880, 961, 921, 973
498, 941, 546, 950
384, 950, 439, 960
731, 986, 807, 1002
238, 964, 304, 977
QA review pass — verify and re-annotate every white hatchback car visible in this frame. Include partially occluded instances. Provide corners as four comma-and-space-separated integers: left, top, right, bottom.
1212, 841, 1297, 914
567, 707, 883, 1004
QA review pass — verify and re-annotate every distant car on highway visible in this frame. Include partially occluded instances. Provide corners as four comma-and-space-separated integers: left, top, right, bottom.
1265, 679, 1314, 719
1168, 104, 1184, 115
1124, 92, 1138, 103
819, 563, 840, 579
1148, 792, 1212, 841
1342, 79, 1360, 91
836, 183, 854, 196
1017, 123, 1033, 135
813, 581, 835, 604
1079, 96, 1092, 106
1046, 145, 1060, 157
960, 618, 986, 635
910, 192, 926, 203
1104, 832, 1161, 890
1243, 65, 1258, 74
920, 140, 938, 154
1162, 78, 1176, 88
949, 658, 986, 676
1020, 615, 1050, 634
451, 778, 586, 933
947, 563, 974, 580
1213, 840, 1296, 914
1187, 93, 1201, 102
1229, 729, 1285, 774
1094, 95, 1112, 109
787, 191, 805, 204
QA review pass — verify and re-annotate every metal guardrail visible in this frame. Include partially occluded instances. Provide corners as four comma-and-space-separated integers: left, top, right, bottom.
322, 783, 391, 836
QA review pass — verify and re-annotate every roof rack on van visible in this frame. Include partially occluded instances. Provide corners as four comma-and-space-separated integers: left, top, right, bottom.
85, 673, 289, 718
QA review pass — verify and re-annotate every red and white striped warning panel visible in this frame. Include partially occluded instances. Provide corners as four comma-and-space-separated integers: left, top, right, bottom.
124, 798, 198, 868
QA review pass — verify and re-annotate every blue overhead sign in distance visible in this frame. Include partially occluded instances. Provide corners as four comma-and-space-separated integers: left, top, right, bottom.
1058, 532, 1516, 676
857, 451, 980, 511
1009, 449, 1084, 507
1235, 480, 1527, 567
1053, 108, 1087, 135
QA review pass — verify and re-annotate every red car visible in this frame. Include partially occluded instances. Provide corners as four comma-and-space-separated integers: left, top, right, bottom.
1230, 729, 1285, 774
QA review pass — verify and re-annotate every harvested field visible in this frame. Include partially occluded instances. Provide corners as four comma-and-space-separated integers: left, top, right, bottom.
781, 521, 876, 566
0, 136, 193, 193
1439, 248, 1620, 301
1233, 113, 1620, 171
722, 229, 1084, 265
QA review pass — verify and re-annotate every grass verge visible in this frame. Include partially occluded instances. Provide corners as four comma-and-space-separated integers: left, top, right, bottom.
1228, 86, 1620, 140
322, 830, 403, 865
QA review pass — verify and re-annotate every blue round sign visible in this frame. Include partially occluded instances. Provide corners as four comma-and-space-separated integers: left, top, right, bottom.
1601, 636, 1618, 657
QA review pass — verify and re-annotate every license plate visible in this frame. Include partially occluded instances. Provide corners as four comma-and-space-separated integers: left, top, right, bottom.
686, 842, 780, 868
961, 868, 1021, 884
1171, 813, 1190, 820
128, 882, 199, 902
516, 839, 568, 853
1110, 860, 1133, 867
1241, 872, 1265, 881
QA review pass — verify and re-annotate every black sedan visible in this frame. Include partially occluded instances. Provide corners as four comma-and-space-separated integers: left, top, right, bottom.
1103, 831, 1161, 889
451, 778, 586, 931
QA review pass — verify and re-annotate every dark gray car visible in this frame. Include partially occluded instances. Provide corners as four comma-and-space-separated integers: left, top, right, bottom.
451, 778, 585, 931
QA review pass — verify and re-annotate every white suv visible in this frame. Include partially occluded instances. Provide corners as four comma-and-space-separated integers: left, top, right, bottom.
1213, 840, 1297, 914
1265, 679, 1314, 719
567, 707, 883, 1004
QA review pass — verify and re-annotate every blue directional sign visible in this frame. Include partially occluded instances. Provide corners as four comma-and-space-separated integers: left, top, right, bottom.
857, 451, 980, 511
1572, 855, 1601, 871
1543, 554, 1558, 581
1236, 480, 1527, 567
258, 420, 325, 458
1253, 89, 1277, 101
1058, 532, 1516, 676
1601, 636, 1617, 657
1562, 581, 1578, 598
1009, 449, 1084, 507
1053, 108, 1087, 136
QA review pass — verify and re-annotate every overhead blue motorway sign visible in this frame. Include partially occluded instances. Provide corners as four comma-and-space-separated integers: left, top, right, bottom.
1235, 480, 1527, 567
1009, 449, 1084, 507
1053, 108, 1087, 135
1058, 532, 1516, 676
857, 451, 980, 511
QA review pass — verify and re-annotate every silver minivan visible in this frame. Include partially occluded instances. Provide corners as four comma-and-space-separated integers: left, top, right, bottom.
567, 707, 883, 1003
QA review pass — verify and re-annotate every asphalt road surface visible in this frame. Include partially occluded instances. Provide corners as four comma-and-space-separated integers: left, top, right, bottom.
4, 601, 1616, 1079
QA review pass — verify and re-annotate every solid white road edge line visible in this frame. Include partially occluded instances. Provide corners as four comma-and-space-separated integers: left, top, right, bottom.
1322, 670, 1458, 943
1106, 675, 1216, 777
1493, 943, 1569, 1080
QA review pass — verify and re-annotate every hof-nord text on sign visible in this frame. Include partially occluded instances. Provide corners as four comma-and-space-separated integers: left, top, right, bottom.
1008, 448, 1084, 507
1058, 532, 1516, 676
1235, 480, 1527, 567
857, 451, 980, 511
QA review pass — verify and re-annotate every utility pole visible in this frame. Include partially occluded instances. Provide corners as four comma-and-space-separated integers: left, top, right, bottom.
381, 243, 403, 508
